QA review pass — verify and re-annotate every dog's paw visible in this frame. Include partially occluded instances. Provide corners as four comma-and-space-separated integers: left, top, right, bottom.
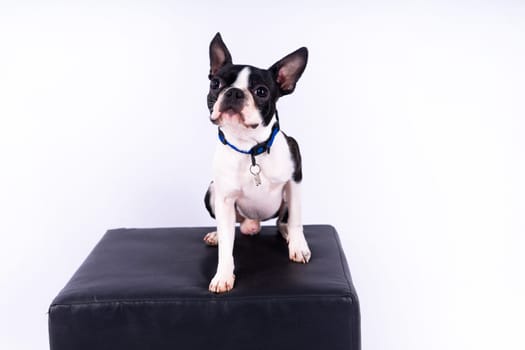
209, 272, 235, 293
203, 231, 218, 246
240, 219, 261, 235
288, 236, 311, 264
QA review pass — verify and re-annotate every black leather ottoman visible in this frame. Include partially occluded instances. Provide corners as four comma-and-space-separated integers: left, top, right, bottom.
49, 225, 360, 350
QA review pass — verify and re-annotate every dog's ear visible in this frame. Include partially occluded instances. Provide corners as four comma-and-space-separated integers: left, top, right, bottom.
269, 47, 308, 96
209, 33, 232, 77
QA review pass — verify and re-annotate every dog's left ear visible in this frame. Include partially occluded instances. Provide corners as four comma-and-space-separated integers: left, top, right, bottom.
269, 47, 308, 96
209, 33, 232, 77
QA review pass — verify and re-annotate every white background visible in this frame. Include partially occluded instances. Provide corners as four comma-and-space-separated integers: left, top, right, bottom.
1, 1, 524, 349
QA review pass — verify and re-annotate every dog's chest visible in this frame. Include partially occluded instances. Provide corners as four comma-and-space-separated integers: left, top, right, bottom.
235, 172, 285, 220
213, 134, 294, 219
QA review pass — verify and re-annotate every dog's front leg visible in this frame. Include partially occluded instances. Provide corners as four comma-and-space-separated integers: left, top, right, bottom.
209, 193, 236, 293
284, 181, 311, 263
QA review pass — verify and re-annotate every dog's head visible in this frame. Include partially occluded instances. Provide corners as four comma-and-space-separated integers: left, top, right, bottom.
207, 33, 307, 136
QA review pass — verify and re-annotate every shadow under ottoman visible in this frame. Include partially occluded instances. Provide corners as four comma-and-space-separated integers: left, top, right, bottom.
49, 225, 360, 350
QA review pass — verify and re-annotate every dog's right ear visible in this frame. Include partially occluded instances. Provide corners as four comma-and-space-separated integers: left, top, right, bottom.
209, 33, 232, 77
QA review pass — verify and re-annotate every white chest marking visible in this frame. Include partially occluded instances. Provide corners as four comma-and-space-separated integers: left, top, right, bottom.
213, 133, 293, 220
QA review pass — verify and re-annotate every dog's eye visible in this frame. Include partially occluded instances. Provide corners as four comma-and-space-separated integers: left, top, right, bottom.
255, 86, 268, 98
210, 78, 221, 90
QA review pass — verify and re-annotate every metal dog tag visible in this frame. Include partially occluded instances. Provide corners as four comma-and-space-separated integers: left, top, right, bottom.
250, 164, 262, 186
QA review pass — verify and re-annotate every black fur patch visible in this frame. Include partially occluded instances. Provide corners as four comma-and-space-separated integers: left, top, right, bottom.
247, 67, 278, 126
279, 206, 289, 224
283, 133, 303, 183
204, 183, 215, 219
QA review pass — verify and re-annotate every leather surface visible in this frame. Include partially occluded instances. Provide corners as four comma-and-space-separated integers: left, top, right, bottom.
49, 225, 360, 350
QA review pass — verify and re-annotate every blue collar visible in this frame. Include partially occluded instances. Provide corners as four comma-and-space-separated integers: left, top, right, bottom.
218, 121, 280, 159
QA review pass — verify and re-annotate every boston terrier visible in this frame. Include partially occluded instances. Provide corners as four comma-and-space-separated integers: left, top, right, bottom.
203, 33, 311, 293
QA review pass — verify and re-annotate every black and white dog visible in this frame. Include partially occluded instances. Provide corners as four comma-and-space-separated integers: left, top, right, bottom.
204, 33, 311, 293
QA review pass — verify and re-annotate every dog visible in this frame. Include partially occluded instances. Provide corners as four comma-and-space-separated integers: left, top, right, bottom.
203, 33, 311, 293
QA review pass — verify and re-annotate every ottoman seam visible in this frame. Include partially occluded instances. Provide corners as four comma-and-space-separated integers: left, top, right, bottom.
49, 294, 354, 308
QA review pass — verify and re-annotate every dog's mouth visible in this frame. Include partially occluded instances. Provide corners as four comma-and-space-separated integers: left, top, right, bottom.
211, 110, 259, 129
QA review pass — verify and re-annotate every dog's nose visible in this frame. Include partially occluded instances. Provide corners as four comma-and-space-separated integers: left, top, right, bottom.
225, 88, 244, 100
220, 88, 245, 113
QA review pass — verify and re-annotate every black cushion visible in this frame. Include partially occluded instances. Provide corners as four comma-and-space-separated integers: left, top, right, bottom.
49, 225, 360, 350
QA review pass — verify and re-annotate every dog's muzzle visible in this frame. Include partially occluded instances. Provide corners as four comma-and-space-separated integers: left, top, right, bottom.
219, 87, 245, 114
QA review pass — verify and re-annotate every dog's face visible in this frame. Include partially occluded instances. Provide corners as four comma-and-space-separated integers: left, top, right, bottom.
207, 33, 307, 135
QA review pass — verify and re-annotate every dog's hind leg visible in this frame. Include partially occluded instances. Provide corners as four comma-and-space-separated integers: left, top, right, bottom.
203, 182, 219, 246
203, 231, 218, 246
